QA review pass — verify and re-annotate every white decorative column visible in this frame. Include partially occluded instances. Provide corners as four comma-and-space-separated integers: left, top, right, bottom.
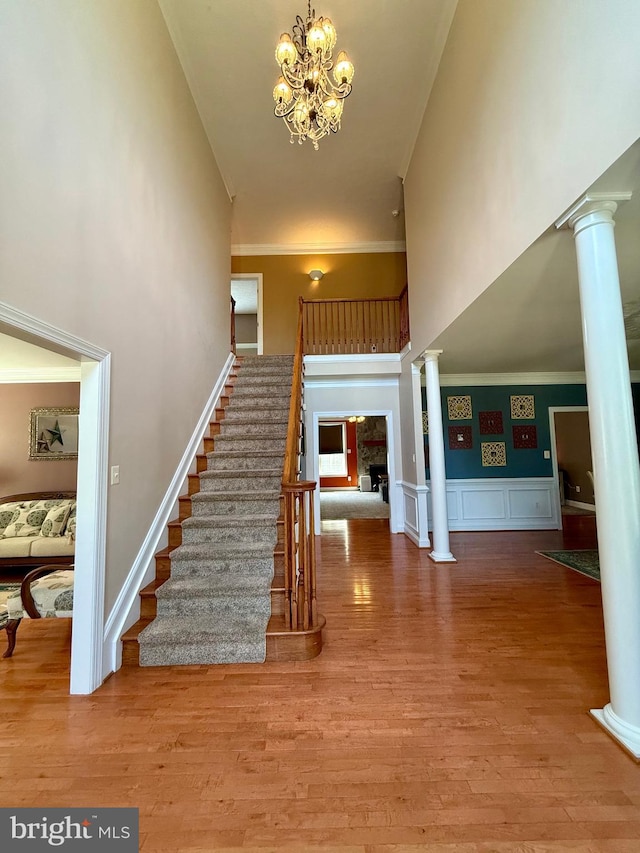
411, 358, 430, 547
556, 191, 640, 758
423, 350, 455, 562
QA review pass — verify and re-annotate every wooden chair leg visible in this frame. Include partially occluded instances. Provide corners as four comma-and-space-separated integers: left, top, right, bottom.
3, 618, 22, 658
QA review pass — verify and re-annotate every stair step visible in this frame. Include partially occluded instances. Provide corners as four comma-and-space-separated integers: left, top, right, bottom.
212, 436, 286, 453
205, 450, 284, 472
190, 493, 281, 517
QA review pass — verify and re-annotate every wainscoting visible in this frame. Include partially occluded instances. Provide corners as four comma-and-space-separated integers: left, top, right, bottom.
400, 482, 430, 547
426, 477, 560, 532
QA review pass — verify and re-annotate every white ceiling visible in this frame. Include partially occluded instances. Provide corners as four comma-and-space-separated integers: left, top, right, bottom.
0, 333, 79, 371
159, 0, 457, 251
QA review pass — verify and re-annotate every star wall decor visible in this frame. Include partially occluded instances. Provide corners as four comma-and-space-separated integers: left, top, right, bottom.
45, 419, 65, 447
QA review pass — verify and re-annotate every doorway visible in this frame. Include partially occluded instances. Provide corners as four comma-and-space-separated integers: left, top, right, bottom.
318, 415, 390, 521
231, 274, 263, 355
0, 303, 109, 694
549, 406, 596, 533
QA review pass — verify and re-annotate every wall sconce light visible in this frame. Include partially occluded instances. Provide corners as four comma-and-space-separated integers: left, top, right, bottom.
308, 269, 324, 281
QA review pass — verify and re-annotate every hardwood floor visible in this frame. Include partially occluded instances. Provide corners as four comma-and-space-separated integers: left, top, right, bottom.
2, 519, 640, 852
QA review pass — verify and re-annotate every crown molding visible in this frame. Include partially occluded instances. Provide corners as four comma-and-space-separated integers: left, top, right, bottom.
0, 366, 81, 384
231, 241, 406, 257
436, 371, 591, 387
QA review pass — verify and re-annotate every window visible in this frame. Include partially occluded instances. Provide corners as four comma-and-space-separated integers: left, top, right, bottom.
319, 422, 347, 477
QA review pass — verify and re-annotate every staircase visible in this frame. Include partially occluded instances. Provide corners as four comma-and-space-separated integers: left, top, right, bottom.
122, 355, 324, 667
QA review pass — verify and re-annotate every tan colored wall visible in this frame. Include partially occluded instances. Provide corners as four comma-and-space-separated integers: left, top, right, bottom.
232, 253, 407, 353
235, 314, 258, 345
405, 0, 640, 356
0, 384, 80, 496
1, 1, 231, 613
555, 410, 594, 504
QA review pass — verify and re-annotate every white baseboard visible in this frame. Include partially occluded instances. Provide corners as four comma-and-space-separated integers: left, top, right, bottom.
566, 498, 596, 512
102, 352, 235, 676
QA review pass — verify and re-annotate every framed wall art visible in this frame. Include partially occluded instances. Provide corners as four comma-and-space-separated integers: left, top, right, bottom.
29, 407, 80, 461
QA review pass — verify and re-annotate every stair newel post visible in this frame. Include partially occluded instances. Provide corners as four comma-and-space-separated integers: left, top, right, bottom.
298, 487, 309, 630
283, 489, 294, 630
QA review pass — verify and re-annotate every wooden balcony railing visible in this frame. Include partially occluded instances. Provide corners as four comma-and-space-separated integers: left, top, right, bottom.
282, 297, 318, 631
302, 284, 409, 354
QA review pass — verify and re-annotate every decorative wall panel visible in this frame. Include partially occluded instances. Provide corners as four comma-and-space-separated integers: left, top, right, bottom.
513, 424, 538, 449
422, 411, 428, 434
448, 425, 473, 450
481, 441, 507, 467
447, 395, 472, 420
510, 394, 535, 419
479, 410, 503, 435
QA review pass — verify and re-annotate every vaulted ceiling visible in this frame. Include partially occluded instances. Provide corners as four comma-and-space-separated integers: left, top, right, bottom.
159, 0, 457, 251
159, 1, 640, 375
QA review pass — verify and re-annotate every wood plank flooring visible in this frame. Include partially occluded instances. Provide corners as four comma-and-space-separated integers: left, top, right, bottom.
2, 518, 640, 852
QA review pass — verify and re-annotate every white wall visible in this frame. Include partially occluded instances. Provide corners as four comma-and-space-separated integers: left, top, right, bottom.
405, 0, 640, 355
304, 376, 404, 534
0, 0, 231, 612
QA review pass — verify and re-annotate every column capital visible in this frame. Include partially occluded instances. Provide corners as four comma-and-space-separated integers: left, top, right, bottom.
422, 349, 443, 364
555, 191, 631, 232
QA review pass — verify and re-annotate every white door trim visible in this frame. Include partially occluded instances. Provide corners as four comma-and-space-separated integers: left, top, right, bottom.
231, 273, 264, 355
0, 300, 110, 694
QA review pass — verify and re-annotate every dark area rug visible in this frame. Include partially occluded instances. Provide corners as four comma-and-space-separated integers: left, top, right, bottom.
537, 550, 600, 581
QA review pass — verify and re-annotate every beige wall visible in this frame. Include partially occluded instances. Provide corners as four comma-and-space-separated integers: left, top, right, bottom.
405, 0, 640, 356
232, 253, 407, 353
235, 314, 258, 345
0, 384, 80, 496
1, 1, 231, 611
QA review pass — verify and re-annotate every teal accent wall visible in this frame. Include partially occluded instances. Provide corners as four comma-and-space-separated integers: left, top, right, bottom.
423, 384, 589, 479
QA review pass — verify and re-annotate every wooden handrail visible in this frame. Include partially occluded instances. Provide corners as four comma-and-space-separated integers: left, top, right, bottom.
281, 298, 318, 631
301, 286, 410, 354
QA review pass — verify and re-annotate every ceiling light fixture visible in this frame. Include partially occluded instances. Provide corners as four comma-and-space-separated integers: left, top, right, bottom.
273, 2, 354, 150
308, 268, 324, 281
348, 415, 365, 423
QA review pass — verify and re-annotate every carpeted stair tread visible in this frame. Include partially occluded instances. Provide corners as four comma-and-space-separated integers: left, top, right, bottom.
169, 540, 276, 560
139, 354, 293, 667
182, 514, 276, 528
157, 574, 272, 599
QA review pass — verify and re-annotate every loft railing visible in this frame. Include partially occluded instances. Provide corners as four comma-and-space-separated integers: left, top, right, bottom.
230, 295, 236, 355
302, 284, 409, 354
282, 297, 318, 631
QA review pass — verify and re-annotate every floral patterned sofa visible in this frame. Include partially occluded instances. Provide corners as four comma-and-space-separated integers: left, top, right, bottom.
1, 565, 74, 657
0, 492, 76, 571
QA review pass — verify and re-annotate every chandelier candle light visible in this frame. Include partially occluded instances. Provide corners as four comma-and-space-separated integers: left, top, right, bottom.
273, 1, 354, 149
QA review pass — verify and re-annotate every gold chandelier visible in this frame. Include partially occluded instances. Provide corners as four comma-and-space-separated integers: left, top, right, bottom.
273, 2, 355, 149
